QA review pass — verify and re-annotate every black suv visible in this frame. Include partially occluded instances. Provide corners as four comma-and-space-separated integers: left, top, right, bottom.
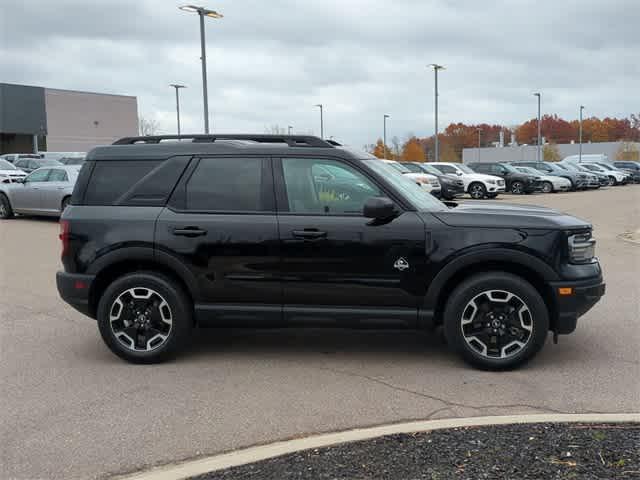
57, 135, 605, 370
468, 162, 542, 194
510, 161, 587, 190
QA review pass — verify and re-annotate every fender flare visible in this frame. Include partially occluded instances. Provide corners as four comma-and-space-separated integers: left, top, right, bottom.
87, 246, 200, 300
424, 248, 559, 308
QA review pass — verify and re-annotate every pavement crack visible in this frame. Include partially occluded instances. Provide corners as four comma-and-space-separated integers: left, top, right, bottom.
313, 365, 576, 416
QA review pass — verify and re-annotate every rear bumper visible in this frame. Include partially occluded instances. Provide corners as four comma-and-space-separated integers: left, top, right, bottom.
548, 276, 605, 334
56, 271, 95, 318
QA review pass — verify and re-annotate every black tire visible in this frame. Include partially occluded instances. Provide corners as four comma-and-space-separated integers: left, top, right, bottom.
486, 193, 499, 199
97, 272, 192, 364
607, 176, 616, 187
443, 272, 549, 370
541, 181, 553, 193
468, 182, 486, 199
0, 193, 14, 219
61, 196, 71, 213
510, 181, 525, 194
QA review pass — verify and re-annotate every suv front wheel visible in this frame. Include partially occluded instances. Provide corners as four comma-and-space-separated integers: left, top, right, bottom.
443, 272, 549, 370
97, 272, 192, 364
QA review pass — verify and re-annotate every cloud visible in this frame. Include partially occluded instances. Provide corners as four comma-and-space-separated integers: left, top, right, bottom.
1, 0, 638, 147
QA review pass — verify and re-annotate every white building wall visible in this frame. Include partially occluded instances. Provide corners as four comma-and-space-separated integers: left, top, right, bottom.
462, 142, 638, 164
44, 88, 138, 152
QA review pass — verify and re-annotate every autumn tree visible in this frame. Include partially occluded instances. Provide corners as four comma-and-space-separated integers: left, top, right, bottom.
371, 139, 393, 159
616, 142, 640, 161
401, 137, 426, 161
543, 143, 561, 162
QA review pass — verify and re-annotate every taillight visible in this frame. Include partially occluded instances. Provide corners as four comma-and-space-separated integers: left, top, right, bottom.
59, 220, 70, 257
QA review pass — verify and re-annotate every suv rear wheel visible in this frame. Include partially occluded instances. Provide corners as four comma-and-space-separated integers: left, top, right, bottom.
97, 272, 192, 364
443, 272, 549, 370
510, 181, 525, 194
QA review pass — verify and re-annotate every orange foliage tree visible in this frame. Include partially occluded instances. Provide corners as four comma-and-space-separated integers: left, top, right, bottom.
400, 137, 426, 161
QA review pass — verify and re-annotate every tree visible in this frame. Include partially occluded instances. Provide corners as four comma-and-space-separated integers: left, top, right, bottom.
371, 139, 393, 159
138, 116, 159, 136
265, 124, 286, 135
543, 143, 561, 162
400, 137, 426, 161
616, 142, 640, 161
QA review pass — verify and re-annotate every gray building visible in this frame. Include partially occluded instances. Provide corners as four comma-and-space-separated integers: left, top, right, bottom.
462, 141, 639, 164
0, 83, 138, 154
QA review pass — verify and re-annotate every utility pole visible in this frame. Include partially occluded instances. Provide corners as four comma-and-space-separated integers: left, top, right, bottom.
383, 114, 390, 159
429, 64, 445, 161
533, 92, 541, 161
170, 84, 186, 135
579, 105, 584, 163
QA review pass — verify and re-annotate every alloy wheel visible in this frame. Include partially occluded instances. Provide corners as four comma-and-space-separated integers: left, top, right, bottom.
460, 289, 533, 360
109, 287, 173, 352
0, 202, 6, 217
469, 184, 485, 199
511, 182, 524, 194
541, 182, 552, 193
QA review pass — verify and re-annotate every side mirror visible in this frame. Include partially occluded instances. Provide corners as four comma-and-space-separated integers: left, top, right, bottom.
457, 172, 463, 176
363, 197, 396, 220
17, 178, 25, 183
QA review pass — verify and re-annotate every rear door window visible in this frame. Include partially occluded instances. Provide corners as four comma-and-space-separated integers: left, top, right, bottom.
48, 169, 68, 182
84, 161, 160, 205
185, 157, 265, 211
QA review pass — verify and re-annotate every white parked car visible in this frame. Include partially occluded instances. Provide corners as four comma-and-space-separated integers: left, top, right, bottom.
0, 159, 27, 184
514, 166, 571, 193
430, 162, 505, 199
382, 160, 441, 195
579, 163, 628, 186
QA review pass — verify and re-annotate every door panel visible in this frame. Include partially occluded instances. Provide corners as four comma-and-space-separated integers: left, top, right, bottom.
156, 156, 281, 314
275, 157, 427, 312
12, 169, 49, 211
41, 168, 68, 212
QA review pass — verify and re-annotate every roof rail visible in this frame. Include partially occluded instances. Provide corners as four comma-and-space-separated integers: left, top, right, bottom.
112, 134, 335, 148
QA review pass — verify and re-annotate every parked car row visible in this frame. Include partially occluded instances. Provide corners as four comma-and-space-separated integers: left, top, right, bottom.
392, 159, 639, 200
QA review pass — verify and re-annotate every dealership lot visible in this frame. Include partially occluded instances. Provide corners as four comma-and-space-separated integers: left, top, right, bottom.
1, 187, 639, 480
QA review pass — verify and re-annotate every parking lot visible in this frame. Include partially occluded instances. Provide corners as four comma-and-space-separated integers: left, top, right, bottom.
1, 186, 639, 480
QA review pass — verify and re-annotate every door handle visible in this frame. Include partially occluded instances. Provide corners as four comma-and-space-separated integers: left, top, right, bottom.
172, 226, 207, 237
292, 229, 327, 240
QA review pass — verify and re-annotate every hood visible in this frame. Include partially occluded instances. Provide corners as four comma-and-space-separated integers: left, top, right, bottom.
463, 173, 502, 182
431, 201, 591, 230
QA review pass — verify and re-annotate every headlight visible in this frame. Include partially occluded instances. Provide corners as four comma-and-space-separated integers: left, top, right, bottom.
568, 231, 596, 264
486, 179, 496, 184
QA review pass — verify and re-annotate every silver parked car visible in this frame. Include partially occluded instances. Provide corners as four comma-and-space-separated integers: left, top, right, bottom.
0, 166, 80, 218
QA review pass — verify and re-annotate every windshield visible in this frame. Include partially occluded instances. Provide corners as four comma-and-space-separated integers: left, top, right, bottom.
363, 159, 447, 212
516, 167, 537, 175
385, 161, 411, 173
419, 164, 443, 176
41, 159, 62, 166
560, 163, 581, 172
0, 159, 16, 170
500, 163, 520, 174
584, 164, 603, 172
400, 163, 424, 174
457, 164, 475, 174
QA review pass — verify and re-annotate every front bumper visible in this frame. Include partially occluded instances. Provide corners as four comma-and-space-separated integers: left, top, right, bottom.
56, 271, 96, 318
548, 275, 605, 334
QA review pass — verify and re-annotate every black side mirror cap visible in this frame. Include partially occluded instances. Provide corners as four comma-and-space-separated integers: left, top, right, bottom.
363, 196, 396, 220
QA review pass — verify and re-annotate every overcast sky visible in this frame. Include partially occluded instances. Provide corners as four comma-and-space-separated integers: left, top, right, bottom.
1, 0, 638, 147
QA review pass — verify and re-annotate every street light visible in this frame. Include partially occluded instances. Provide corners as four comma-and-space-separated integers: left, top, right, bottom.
533, 92, 541, 161
383, 114, 390, 159
169, 84, 186, 135
429, 64, 445, 162
476, 128, 482, 162
315, 104, 324, 139
288, 125, 293, 135
179, 5, 223, 134
579, 105, 585, 163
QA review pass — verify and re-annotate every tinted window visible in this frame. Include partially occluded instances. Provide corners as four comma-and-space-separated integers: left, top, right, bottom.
84, 161, 160, 205
48, 169, 68, 182
282, 158, 380, 214
14, 159, 28, 169
26, 169, 50, 182
433, 164, 458, 174
186, 157, 263, 211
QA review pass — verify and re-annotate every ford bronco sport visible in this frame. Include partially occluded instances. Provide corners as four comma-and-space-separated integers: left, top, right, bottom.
57, 135, 605, 370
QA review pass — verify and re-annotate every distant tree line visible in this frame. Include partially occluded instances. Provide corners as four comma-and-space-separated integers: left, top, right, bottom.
366, 114, 640, 162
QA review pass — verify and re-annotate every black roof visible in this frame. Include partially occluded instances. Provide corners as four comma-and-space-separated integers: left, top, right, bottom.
87, 134, 370, 161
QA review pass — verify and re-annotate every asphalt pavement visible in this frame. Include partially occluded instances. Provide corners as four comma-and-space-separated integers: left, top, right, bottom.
1, 186, 639, 480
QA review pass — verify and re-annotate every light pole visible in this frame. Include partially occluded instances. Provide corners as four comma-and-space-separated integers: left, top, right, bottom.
476, 128, 482, 162
315, 104, 324, 139
179, 5, 223, 134
169, 84, 186, 135
579, 105, 585, 163
383, 114, 390, 159
533, 92, 541, 161
288, 125, 293, 135
429, 64, 445, 162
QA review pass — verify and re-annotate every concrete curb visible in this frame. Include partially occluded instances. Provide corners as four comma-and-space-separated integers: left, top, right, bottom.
112, 413, 640, 480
